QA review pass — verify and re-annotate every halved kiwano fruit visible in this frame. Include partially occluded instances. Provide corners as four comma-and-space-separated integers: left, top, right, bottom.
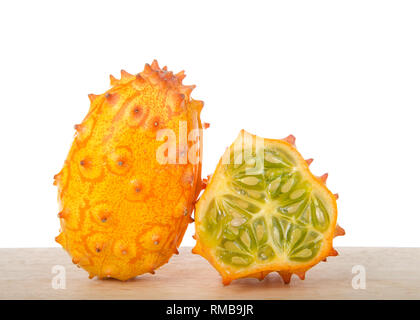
193, 130, 345, 285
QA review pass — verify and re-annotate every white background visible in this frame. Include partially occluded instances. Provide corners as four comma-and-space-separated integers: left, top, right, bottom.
0, 1, 419, 248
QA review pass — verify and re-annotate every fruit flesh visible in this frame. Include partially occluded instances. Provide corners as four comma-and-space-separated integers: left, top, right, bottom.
54, 61, 204, 280
193, 130, 344, 285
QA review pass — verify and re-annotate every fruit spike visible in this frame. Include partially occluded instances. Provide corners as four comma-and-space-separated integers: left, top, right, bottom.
88, 94, 98, 103
193, 130, 344, 285
319, 173, 328, 184
282, 134, 296, 146
54, 60, 204, 280
109, 75, 118, 86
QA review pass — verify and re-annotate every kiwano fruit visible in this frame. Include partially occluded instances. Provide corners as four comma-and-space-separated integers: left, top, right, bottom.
193, 130, 345, 285
54, 60, 205, 280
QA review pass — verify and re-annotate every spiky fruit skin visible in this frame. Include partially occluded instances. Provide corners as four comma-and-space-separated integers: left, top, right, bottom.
54, 61, 204, 280
193, 130, 344, 285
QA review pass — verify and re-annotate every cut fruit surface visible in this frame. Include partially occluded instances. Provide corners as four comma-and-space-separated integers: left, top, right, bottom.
193, 130, 344, 285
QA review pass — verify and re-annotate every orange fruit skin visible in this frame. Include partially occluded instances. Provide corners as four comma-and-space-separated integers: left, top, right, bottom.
54, 61, 204, 280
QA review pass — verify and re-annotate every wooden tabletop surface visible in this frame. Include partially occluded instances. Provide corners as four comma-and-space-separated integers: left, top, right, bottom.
0, 247, 419, 300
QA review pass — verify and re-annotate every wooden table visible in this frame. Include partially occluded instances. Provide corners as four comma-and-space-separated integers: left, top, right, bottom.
0, 247, 419, 300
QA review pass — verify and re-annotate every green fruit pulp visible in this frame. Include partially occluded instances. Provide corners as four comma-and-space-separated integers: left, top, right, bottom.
202, 147, 332, 268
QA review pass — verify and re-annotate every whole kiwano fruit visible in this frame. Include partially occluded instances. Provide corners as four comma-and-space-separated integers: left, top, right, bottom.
54, 61, 205, 280
193, 130, 344, 285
